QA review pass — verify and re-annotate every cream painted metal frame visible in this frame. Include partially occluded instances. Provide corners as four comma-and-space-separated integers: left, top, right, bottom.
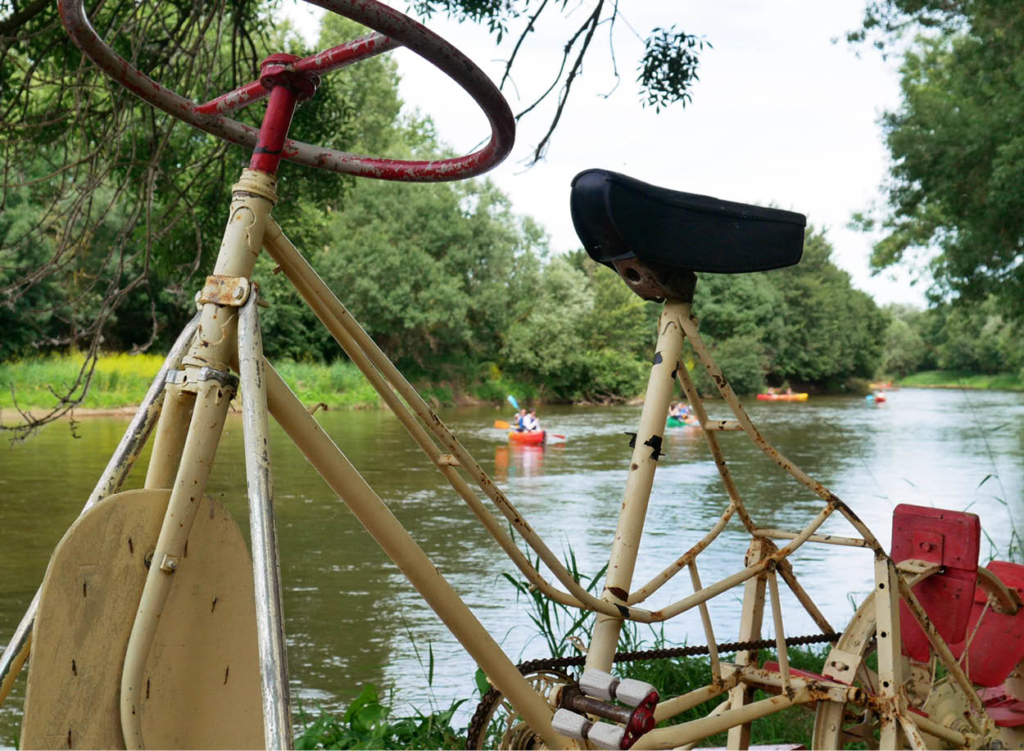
0, 162, 1007, 751
0, 0, 1009, 743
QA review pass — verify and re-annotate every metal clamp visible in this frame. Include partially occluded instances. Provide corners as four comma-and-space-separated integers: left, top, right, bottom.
196, 367, 240, 392
198, 275, 251, 307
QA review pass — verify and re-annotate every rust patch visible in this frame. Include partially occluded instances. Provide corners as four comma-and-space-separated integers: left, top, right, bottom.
211, 597, 218, 613
224, 666, 230, 684
82, 581, 87, 598
608, 586, 628, 601
615, 604, 630, 618
71, 659, 77, 676
128, 537, 133, 554
146, 678, 150, 699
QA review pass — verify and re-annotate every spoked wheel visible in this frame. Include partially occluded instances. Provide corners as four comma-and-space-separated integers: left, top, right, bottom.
812, 589, 996, 749
813, 592, 883, 749
466, 666, 572, 750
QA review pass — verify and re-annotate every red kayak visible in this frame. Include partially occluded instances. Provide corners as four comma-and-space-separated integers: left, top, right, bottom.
508, 430, 545, 445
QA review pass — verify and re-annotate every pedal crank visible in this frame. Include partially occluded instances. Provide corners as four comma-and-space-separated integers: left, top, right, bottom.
553, 670, 658, 749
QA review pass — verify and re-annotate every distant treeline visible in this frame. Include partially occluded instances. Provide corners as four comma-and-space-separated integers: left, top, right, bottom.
881, 298, 1023, 381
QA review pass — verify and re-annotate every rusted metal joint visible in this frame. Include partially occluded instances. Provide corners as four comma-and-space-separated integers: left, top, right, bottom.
196, 367, 239, 392
259, 53, 320, 101
199, 275, 251, 307
610, 259, 697, 303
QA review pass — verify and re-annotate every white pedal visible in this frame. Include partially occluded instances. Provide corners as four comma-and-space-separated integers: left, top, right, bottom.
587, 722, 626, 750
579, 669, 656, 707
614, 677, 656, 707
552, 708, 590, 740
579, 668, 617, 700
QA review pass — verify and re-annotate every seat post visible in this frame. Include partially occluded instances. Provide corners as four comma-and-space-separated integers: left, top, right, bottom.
585, 296, 690, 673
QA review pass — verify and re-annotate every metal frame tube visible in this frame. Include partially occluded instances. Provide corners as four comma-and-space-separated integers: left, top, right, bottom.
767, 569, 791, 695
652, 673, 738, 724
121, 375, 235, 749
143, 382, 195, 489
678, 310, 884, 553
261, 361, 566, 749
0, 315, 198, 704
239, 294, 293, 749
642, 686, 837, 749
586, 301, 686, 672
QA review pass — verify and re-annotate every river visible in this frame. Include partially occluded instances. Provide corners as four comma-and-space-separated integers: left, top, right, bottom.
1, 388, 1023, 745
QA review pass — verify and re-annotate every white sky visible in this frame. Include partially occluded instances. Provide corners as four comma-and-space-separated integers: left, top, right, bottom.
285, 0, 928, 306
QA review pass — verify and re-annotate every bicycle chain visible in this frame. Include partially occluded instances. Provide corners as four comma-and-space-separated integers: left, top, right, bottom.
466, 632, 841, 749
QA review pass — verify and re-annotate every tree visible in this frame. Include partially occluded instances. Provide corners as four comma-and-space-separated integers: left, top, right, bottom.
880, 316, 926, 377
850, 1, 1024, 319
686, 227, 887, 394
933, 296, 1023, 375
769, 229, 887, 384
1, 0, 708, 429
0, 3, 402, 429
410, 0, 709, 163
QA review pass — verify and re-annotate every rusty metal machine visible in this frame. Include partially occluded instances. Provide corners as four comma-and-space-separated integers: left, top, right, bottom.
2, 1, 1024, 748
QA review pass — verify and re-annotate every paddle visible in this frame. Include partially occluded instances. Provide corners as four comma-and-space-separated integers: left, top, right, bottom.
507, 394, 519, 410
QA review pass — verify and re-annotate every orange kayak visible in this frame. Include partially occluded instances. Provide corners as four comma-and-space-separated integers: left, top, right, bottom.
756, 393, 809, 402
508, 430, 545, 445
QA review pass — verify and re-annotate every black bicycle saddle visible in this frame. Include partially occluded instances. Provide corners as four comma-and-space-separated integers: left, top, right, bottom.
570, 169, 806, 274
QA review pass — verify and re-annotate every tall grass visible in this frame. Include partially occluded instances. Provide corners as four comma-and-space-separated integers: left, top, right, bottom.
0, 353, 165, 410
0, 354, 391, 411
294, 686, 464, 750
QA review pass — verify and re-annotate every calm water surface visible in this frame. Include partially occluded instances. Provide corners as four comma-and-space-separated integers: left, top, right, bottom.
2, 388, 1023, 744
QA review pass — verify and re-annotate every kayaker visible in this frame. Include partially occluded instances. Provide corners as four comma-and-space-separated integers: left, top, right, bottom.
513, 408, 527, 432
669, 402, 690, 420
523, 408, 540, 432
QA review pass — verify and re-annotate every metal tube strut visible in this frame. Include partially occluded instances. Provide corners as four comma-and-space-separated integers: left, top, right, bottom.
238, 293, 293, 749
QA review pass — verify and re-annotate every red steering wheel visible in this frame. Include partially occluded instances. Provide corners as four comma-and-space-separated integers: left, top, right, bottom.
57, 0, 515, 182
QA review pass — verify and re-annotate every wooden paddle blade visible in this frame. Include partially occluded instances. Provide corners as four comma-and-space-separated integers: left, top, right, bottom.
22, 488, 263, 750
494, 420, 511, 429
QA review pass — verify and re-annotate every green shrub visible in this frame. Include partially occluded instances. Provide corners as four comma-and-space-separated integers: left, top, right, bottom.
294, 685, 464, 750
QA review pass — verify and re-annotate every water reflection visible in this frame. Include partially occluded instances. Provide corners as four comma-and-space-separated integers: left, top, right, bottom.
1, 389, 1023, 744
493, 444, 558, 481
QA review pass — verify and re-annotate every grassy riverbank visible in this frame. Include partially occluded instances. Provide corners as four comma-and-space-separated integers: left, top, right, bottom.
0, 354, 535, 413
293, 645, 832, 749
898, 369, 1024, 392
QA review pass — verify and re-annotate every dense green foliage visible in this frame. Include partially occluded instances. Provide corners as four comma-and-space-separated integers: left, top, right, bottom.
880, 297, 1024, 381
852, 1, 1024, 319
690, 228, 887, 395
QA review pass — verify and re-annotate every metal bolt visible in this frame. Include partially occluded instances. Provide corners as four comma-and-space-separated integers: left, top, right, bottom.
160, 554, 180, 573
233, 286, 245, 300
